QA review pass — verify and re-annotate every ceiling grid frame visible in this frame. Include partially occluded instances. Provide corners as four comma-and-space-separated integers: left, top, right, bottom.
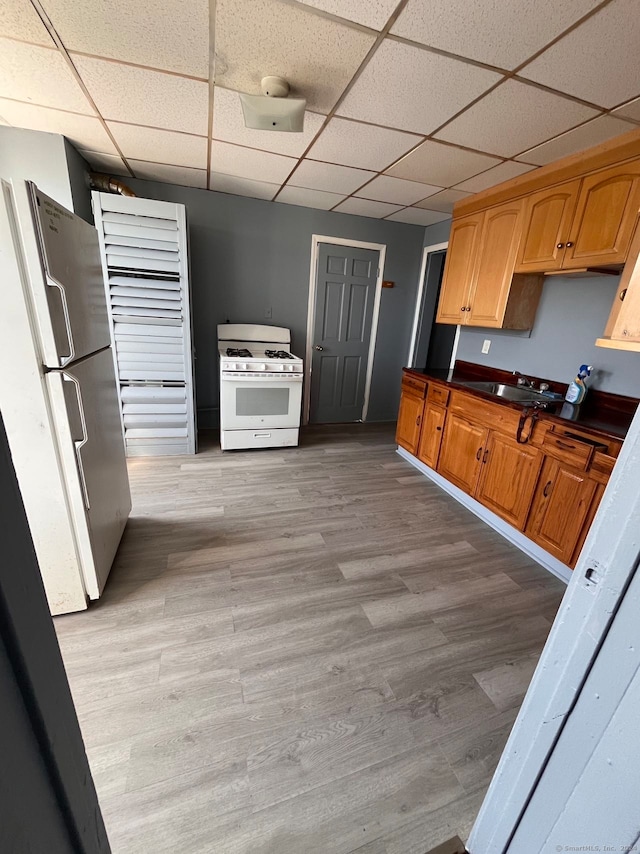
0, 0, 635, 216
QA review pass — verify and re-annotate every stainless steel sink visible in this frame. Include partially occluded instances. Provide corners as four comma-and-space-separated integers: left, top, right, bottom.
459, 380, 550, 403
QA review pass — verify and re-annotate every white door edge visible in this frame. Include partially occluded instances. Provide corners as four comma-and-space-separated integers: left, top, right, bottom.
303, 235, 386, 425
406, 242, 448, 367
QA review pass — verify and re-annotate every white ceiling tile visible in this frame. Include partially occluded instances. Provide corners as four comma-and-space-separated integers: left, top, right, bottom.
306, 117, 421, 171
515, 115, 637, 167
212, 87, 325, 157
611, 97, 640, 123
436, 80, 599, 158
414, 188, 471, 213
0, 39, 92, 113
214, 0, 376, 114
73, 56, 208, 136
210, 140, 295, 184
454, 160, 537, 193
386, 140, 501, 186
276, 185, 345, 209
295, 0, 399, 30
333, 197, 403, 218
337, 39, 502, 134
41, 0, 209, 77
107, 122, 207, 168
0, 0, 55, 46
130, 160, 207, 189
520, 0, 640, 108
386, 208, 451, 226
391, 0, 602, 70
356, 174, 441, 205
0, 98, 117, 152
209, 172, 279, 200
289, 159, 374, 194
77, 150, 129, 175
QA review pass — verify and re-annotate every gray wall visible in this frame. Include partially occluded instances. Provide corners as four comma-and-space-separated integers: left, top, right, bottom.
126, 177, 426, 425
0, 127, 90, 221
423, 219, 640, 397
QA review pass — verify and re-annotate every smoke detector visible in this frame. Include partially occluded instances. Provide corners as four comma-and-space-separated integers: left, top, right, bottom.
239, 76, 306, 133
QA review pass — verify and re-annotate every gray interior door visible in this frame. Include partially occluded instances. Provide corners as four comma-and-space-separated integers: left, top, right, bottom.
310, 243, 379, 424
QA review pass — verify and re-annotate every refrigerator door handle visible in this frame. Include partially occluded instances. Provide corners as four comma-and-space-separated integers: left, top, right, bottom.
48, 278, 75, 366
62, 371, 90, 510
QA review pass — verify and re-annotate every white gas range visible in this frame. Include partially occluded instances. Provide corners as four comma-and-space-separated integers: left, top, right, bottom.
217, 323, 303, 450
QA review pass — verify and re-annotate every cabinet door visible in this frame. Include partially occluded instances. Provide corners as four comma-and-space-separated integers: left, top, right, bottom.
395, 391, 424, 454
475, 431, 542, 530
564, 161, 640, 268
526, 457, 598, 565
467, 199, 524, 327
435, 213, 483, 325
417, 403, 446, 469
437, 413, 487, 494
515, 180, 580, 272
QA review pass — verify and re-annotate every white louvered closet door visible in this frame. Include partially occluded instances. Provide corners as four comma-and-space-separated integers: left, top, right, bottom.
92, 193, 196, 456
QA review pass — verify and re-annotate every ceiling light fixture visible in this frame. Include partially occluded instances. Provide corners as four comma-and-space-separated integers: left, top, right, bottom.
239, 76, 306, 133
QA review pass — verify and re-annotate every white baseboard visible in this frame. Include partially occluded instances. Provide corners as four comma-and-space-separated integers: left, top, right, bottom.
396, 446, 571, 585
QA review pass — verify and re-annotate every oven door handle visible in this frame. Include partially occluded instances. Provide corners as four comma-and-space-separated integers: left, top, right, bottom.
221, 372, 303, 381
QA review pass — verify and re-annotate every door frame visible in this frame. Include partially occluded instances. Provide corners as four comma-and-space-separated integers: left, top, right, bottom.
406, 241, 448, 366
303, 235, 386, 425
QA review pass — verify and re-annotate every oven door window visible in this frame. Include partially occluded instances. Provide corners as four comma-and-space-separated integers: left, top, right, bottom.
236, 387, 290, 416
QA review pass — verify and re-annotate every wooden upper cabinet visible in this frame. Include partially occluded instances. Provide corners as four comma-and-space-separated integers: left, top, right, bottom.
435, 213, 483, 325
515, 180, 580, 273
468, 199, 524, 327
437, 413, 487, 494
564, 161, 640, 267
526, 457, 598, 566
475, 432, 542, 530
598, 220, 640, 348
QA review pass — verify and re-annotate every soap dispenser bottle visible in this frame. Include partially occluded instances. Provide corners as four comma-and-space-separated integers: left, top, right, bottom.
565, 364, 593, 405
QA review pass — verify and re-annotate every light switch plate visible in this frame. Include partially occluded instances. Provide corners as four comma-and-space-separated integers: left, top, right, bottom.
482, 339, 491, 354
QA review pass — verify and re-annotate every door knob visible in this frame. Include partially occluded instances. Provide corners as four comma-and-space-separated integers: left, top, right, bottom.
314, 345, 323, 351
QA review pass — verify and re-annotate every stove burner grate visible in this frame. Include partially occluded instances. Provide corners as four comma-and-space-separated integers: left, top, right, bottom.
265, 349, 293, 359
226, 348, 252, 357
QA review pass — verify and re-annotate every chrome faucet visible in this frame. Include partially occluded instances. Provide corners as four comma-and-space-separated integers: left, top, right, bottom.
513, 370, 535, 388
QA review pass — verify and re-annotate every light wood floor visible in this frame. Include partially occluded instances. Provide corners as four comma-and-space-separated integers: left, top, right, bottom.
54, 424, 565, 854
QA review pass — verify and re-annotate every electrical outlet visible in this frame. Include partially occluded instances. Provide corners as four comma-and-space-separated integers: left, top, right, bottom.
482, 339, 491, 354
264, 306, 272, 319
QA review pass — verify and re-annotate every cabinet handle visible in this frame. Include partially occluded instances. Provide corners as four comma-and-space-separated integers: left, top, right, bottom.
466, 305, 471, 312
557, 242, 564, 249
416, 415, 421, 426
482, 449, 489, 463
543, 480, 553, 498
436, 426, 442, 432
554, 439, 576, 451
620, 288, 628, 302
566, 241, 574, 247
476, 447, 482, 461
460, 306, 467, 311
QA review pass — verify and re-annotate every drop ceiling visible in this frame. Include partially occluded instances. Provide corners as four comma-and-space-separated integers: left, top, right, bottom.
1, 0, 639, 223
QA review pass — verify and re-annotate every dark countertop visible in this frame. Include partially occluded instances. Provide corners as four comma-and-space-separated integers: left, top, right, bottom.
404, 361, 638, 443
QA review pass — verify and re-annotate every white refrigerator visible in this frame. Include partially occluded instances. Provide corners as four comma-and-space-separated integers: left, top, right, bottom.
0, 178, 131, 615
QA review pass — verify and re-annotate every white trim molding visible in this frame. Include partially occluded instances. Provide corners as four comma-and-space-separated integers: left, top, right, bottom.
396, 446, 572, 584
407, 241, 448, 367
304, 235, 386, 425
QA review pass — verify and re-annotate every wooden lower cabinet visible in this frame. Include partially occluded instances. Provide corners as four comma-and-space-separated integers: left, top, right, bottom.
476, 432, 543, 530
417, 403, 446, 469
437, 413, 488, 494
396, 388, 425, 455
526, 457, 599, 566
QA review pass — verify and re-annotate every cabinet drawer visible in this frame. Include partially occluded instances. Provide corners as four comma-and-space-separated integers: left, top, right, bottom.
402, 374, 428, 398
541, 431, 605, 470
428, 383, 450, 407
590, 451, 616, 484
448, 390, 522, 436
